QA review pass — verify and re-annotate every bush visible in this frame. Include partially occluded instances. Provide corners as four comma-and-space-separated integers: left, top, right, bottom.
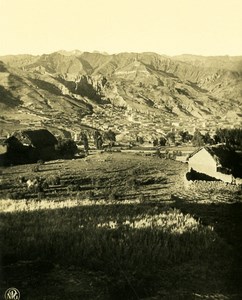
139, 193, 146, 203
7, 191, 25, 200
67, 184, 80, 192
18, 176, 26, 184
41, 181, 49, 190
45, 175, 61, 186
126, 177, 138, 190
32, 165, 40, 172
86, 190, 95, 200
37, 191, 45, 200
108, 189, 120, 200
130, 167, 146, 176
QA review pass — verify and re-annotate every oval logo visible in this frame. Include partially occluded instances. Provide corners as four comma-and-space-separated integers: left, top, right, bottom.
4, 288, 20, 300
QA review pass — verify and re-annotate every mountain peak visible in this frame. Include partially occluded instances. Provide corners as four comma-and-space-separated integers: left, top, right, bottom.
56, 50, 83, 56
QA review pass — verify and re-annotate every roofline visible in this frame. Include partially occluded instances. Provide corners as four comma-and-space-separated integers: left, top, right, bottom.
187, 146, 204, 160
187, 146, 219, 165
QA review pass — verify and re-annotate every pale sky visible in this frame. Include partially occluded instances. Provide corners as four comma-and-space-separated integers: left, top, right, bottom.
0, 0, 242, 56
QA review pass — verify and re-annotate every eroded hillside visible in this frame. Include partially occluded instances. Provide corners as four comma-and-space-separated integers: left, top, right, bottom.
0, 51, 242, 135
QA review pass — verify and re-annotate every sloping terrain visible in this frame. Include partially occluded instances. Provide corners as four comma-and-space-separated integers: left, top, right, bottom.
0, 51, 242, 134
1, 153, 242, 299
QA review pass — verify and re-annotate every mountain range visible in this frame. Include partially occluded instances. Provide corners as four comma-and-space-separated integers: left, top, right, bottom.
0, 51, 242, 136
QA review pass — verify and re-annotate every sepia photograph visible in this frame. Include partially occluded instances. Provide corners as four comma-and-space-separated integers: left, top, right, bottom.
0, 0, 242, 299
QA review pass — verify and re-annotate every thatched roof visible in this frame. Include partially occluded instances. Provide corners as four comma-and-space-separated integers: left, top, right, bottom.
14, 129, 58, 149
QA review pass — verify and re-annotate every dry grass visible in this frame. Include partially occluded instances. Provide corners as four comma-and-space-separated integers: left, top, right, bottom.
0, 152, 185, 202
1, 204, 228, 299
0, 152, 241, 299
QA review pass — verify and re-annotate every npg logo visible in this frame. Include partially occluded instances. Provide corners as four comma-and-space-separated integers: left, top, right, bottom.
4, 288, 20, 300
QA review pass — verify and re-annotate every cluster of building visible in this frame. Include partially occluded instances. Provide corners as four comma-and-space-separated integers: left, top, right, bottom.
80, 105, 242, 144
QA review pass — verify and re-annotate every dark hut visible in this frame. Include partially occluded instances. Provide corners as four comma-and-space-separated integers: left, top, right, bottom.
13, 129, 58, 149
1, 129, 58, 165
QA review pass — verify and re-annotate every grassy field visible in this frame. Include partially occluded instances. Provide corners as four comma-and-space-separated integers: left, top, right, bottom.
0, 151, 185, 202
0, 152, 242, 299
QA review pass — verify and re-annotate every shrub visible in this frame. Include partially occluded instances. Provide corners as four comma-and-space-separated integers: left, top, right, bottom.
41, 181, 49, 190
86, 190, 95, 200
37, 191, 45, 200
129, 167, 146, 176
32, 165, 40, 172
139, 193, 146, 203
108, 190, 120, 200
7, 191, 25, 200
45, 175, 60, 185
125, 176, 138, 191
18, 176, 26, 184
67, 184, 80, 192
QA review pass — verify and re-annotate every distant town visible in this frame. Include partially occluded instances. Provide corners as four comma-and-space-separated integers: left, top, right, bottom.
1, 103, 242, 146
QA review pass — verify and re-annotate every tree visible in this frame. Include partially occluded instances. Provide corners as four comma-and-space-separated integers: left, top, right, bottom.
214, 128, 242, 149
93, 130, 103, 150
153, 138, 158, 147
136, 136, 144, 144
179, 131, 193, 143
81, 132, 89, 154
191, 130, 204, 147
166, 132, 175, 145
159, 136, 166, 146
203, 132, 214, 145
55, 139, 78, 158
103, 129, 116, 147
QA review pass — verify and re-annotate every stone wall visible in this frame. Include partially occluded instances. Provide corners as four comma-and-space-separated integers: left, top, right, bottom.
184, 171, 241, 192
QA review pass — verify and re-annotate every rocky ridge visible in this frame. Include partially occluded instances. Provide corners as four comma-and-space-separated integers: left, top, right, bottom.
0, 51, 241, 135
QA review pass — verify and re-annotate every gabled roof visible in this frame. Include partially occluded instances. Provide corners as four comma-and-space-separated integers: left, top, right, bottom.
188, 145, 239, 170
14, 129, 58, 148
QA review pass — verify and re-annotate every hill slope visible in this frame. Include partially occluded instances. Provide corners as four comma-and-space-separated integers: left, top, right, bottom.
0, 51, 242, 136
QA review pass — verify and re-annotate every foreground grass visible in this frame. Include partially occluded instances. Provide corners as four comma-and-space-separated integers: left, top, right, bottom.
0, 152, 185, 202
1, 153, 241, 299
0, 203, 233, 299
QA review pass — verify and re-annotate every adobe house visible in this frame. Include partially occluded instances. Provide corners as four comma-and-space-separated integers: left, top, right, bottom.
1, 129, 58, 165
187, 146, 242, 183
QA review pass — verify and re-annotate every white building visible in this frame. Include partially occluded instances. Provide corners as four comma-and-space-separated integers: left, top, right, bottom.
187, 146, 238, 183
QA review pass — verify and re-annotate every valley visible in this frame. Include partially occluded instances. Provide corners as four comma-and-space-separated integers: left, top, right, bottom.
0, 52, 241, 140
1, 51, 242, 300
